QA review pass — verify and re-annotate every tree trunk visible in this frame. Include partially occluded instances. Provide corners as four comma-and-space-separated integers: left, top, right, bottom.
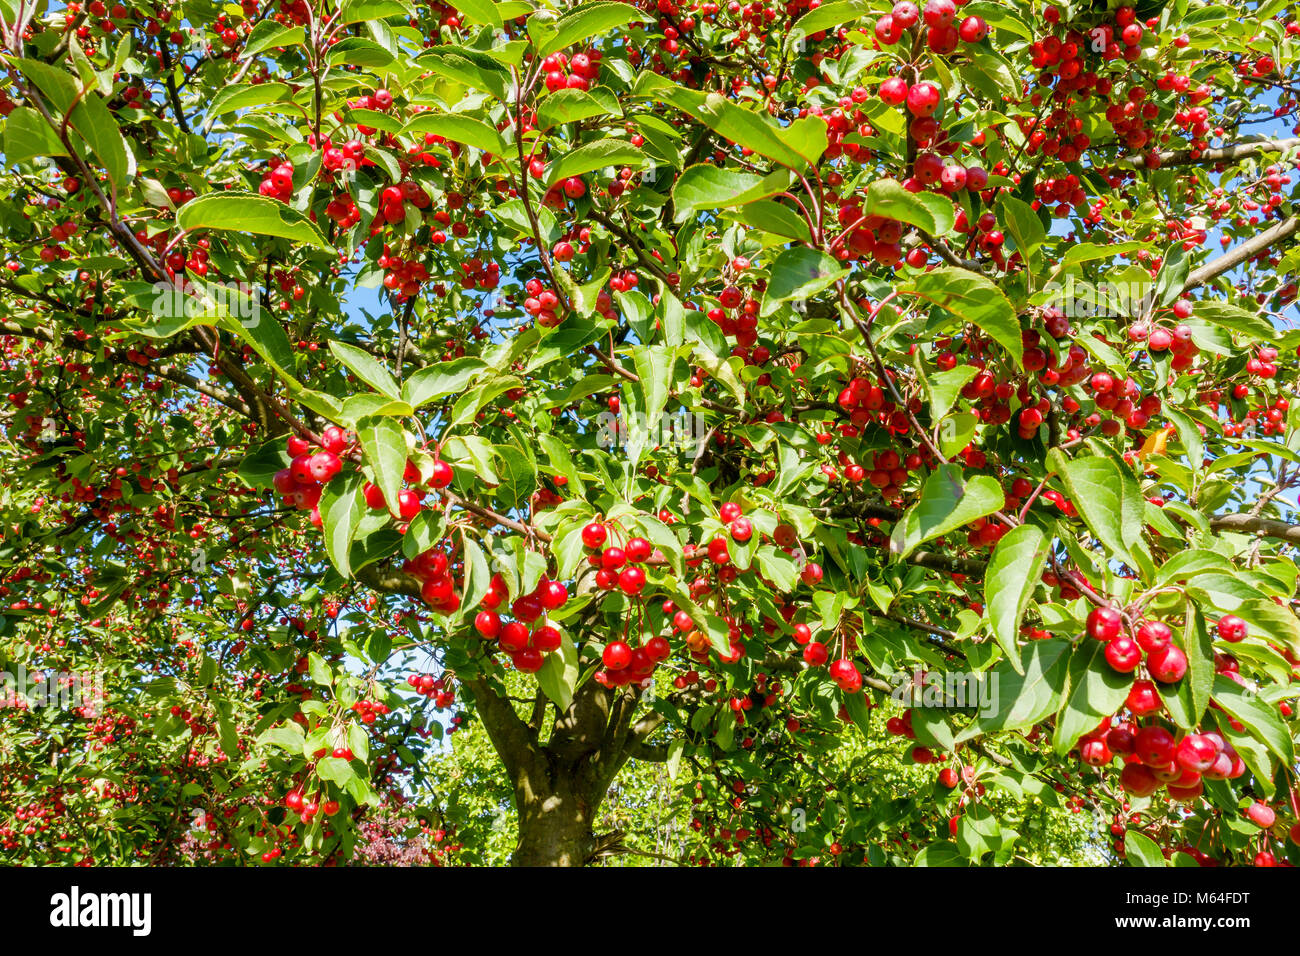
512, 782, 597, 866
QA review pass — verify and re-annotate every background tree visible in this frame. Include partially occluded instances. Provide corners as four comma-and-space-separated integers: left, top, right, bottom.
1, 0, 1299, 866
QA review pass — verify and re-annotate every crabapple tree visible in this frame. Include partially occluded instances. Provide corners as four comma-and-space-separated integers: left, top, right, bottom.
2, 0, 1300, 866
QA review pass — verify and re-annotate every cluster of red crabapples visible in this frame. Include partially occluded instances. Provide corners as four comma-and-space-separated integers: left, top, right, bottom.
473, 573, 570, 673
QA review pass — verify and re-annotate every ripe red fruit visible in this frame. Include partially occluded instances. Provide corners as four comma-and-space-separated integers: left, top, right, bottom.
1134, 725, 1176, 766
539, 579, 568, 610
308, 450, 341, 483
879, 76, 909, 105
1175, 734, 1217, 773
644, 635, 671, 662
803, 641, 828, 666
499, 621, 529, 653
1135, 620, 1172, 652
719, 502, 743, 523
603, 640, 632, 670
581, 522, 607, 548
1126, 679, 1162, 715
957, 14, 987, 41
1106, 723, 1136, 754
922, 0, 955, 28
937, 767, 959, 788
512, 647, 544, 673
792, 622, 812, 645
729, 517, 753, 542
1086, 606, 1123, 641
474, 610, 501, 639
800, 562, 823, 585
1079, 736, 1112, 766
625, 537, 653, 562
1216, 615, 1248, 642
362, 482, 387, 510
1147, 644, 1188, 683
618, 566, 646, 595
1104, 635, 1142, 672
905, 81, 940, 116
1245, 801, 1276, 829
1119, 762, 1161, 797
707, 536, 731, 565
828, 658, 861, 691
429, 459, 454, 488
512, 594, 543, 623
531, 625, 562, 653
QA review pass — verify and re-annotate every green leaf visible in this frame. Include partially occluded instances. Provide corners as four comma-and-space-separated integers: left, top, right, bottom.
315, 756, 355, 786
1048, 449, 1144, 565
1211, 675, 1294, 765
955, 804, 1006, 861
178, 192, 331, 249
1193, 301, 1278, 343
891, 464, 1004, 559
915, 358, 977, 422
461, 537, 491, 612
996, 194, 1045, 277
307, 651, 332, 686
455, 0, 501, 26
762, 246, 848, 315
3, 106, 68, 163
15, 59, 132, 192
787, 0, 873, 48
237, 438, 290, 489
402, 112, 507, 155
219, 310, 301, 388
402, 357, 489, 407
339, 0, 414, 23
671, 165, 791, 221
536, 628, 580, 711
536, 88, 615, 129
356, 415, 408, 519
655, 85, 809, 170
864, 178, 956, 237
984, 524, 1048, 673
914, 841, 968, 866
1054, 639, 1133, 756
1163, 602, 1215, 731
1124, 830, 1167, 867
756, 546, 799, 592
1237, 597, 1300, 657
319, 472, 364, 578
545, 139, 647, 187
537, 2, 642, 57
241, 21, 305, 58
956, 638, 1071, 740
329, 341, 401, 399
904, 267, 1023, 367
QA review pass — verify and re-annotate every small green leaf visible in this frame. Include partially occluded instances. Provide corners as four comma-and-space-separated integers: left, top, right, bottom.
984, 524, 1048, 673
329, 340, 401, 399
356, 415, 409, 519
891, 465, 1004, 559
1124, 830, 1166, 867
178, 192, 331, 249
904, 267, 1023, 367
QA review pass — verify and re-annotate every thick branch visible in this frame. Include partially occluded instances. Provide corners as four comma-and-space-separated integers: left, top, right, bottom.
1183, 215, 1300, 291
1208, 512, 1300, 544
1122, 137, 1300, 169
